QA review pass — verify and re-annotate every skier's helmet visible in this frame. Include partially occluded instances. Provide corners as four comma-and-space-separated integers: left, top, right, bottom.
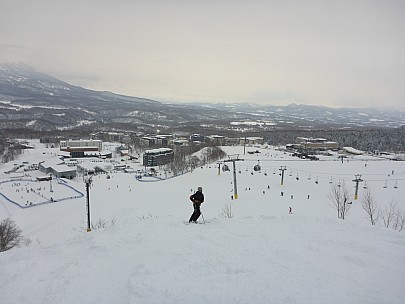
197, 186, 202, 191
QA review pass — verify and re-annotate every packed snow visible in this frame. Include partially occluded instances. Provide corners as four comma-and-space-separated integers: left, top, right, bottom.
0, 142, 404, 304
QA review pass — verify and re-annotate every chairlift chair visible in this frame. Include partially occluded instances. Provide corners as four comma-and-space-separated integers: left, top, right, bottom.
253, 161, 261, 172
222, 164, 230, 172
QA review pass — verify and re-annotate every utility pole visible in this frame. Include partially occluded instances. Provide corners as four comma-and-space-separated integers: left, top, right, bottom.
279, 166, 287, 185
217, 161, 222, 175
353, 174, 363, 200
84, 175, 93, 232
224, 154, 244, 199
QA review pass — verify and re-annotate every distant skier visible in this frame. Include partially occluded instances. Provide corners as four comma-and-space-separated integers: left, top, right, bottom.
189, 186, 204, 223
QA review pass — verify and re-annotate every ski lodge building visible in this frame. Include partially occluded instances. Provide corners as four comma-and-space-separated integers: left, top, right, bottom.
238, 137, 264, 145
60, 139, 106, 158
143, 148, 174, 167
295, 137, 339, 150
38, 157, 77, 179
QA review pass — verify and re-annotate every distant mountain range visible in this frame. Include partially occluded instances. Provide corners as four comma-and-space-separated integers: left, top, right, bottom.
0, 62, 404, 132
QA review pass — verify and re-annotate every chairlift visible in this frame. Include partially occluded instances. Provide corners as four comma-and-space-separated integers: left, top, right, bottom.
289, 170, 292, 177
296, 174, 299, 181
329, 177, 333, 184
315, 177, 318, 184
363, 181, 368, 189
383, 180, 387, 188
394, 180, 398, 189
253, 161, 261, 172
222, 164, 230, 172
308, 174, 312, 180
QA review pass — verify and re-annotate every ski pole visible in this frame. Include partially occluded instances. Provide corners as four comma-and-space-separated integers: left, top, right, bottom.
201, 212, 206, 224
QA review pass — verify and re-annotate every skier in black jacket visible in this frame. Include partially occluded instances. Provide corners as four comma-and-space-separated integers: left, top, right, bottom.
189, 186, 204, 223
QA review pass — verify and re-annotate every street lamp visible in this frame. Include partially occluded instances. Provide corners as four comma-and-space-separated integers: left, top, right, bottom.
84, 175, 93, 232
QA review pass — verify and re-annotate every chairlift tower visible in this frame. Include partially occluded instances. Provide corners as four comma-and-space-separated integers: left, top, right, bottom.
279, 166, 287, 185
49, 173, 53, 192
84, 175, 93, 232
353, 174, 363, 200
224, 154, 244, 199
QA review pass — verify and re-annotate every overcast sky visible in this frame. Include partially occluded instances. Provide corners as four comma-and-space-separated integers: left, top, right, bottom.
1, 0, 404, 109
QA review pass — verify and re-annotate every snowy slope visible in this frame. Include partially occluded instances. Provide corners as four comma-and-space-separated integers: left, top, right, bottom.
0, 144, 404, 304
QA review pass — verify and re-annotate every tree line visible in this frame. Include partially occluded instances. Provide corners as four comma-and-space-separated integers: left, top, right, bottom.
0, 139, 22, 163
328, 182, 405, 232
262, 126, 405, 152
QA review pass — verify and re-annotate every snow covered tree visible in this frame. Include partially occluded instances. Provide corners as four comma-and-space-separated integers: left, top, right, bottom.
0, 218, 23, 252
361, 189, 380, 225
392, 210, 405, 232
219, 203, 233, 219
328, 181, 351, 220
381, 202, 405, 231
381, 201, 398, 228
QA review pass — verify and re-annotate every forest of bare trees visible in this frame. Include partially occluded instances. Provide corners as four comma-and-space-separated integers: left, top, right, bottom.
262, 126, 405, 152
0, 139, 22, 163
165, 146, 226, 177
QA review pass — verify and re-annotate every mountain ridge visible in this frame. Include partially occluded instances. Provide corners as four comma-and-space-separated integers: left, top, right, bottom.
0, 62, 404, 131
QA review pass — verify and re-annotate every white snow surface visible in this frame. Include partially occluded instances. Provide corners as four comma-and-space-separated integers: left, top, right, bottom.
0, 144, 405, 304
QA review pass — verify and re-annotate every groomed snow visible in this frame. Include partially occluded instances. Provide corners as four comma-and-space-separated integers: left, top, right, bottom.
0, 143, 404, 304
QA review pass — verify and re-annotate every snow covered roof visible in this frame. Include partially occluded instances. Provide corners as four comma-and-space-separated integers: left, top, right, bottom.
343, 147, 364, 155
77, 161, 113, 172
58, 151, 71, 157
40, 157, 64, 169
52, 164, 74, 173
81, 151, 112, 158
144, 148, 173, 154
